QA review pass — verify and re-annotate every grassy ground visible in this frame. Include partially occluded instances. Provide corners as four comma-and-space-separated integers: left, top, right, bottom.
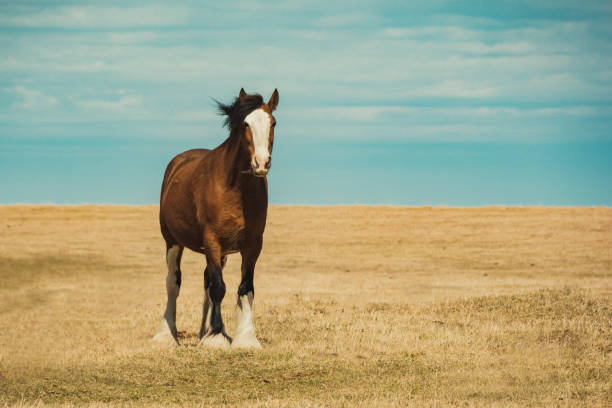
0, 205, 610, 407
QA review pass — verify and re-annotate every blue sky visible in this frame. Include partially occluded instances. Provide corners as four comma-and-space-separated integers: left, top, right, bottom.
1, 1, 611, 205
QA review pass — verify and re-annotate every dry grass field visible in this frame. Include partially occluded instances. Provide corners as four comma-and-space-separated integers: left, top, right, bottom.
0, 205, 610, 407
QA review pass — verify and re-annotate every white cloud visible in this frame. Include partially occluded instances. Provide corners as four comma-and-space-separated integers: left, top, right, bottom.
314, 13, 371, 27
105, 32, 161, 44
381, 26, 477, 40
0, 5, 189, 28
1, 31, 607, 106
288, 105, 603, 123
76, 95, 142, 113
1, 16, 607, 102
1, 3, 610, 142
410, 80, 498, 98
174, 110, 218, 121
10, 86, 58, 110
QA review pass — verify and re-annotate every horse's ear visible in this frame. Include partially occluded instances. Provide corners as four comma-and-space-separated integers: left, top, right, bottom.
268, 89, 279, 112
239, 88, 247, 99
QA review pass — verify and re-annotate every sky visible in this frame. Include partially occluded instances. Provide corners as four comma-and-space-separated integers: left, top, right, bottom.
1, 0, 611, 205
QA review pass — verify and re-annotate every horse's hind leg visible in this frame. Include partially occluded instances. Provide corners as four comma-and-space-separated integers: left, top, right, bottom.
152, 243, 183, 346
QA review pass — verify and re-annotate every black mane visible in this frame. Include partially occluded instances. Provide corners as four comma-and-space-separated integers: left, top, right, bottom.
216, 93, 264, 130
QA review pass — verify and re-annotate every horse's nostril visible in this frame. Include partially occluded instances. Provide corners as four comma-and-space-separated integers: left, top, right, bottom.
265, 158, 271, 169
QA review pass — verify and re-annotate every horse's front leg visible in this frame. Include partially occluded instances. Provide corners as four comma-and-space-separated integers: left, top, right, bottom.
232, 247, 262, 349
199, 246, 231, 348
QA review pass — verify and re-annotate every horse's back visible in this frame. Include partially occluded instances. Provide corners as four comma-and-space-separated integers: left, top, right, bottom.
161, 149, 210, 196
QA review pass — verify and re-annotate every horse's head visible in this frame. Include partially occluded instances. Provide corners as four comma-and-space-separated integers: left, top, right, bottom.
240, 88, 278, 177
216, 88, 279, 177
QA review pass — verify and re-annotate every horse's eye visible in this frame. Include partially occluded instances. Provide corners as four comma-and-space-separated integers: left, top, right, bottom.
272, 122, 276, 127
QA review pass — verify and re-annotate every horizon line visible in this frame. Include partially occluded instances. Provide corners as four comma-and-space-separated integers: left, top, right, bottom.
1, 203, 610, 209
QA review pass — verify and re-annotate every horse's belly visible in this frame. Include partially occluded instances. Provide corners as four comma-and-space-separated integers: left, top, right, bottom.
164, 211, 204, 251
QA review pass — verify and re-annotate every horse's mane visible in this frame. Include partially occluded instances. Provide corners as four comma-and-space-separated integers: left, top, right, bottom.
216, 93, 264, 130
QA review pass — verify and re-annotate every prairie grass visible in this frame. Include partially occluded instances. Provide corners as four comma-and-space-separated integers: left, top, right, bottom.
0, 205, 610, 406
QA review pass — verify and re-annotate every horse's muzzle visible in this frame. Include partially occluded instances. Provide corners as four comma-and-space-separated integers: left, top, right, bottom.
252, 156, 271, 177
253, 168, 268, 177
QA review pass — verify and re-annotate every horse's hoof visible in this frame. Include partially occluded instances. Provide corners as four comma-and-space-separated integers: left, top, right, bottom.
199, 333, 231, 349
231, 333, 262, 349
151, 330, 179, 347
232, 337, 261, 350
151, 319, 179, 347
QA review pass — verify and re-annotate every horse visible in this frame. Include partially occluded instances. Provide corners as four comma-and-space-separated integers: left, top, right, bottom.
152, 88, 279, 348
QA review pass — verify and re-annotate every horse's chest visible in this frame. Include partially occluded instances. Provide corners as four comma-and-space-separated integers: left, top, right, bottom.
214, 212, 246, 250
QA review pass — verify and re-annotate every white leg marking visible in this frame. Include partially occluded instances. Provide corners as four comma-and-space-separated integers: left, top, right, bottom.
152, 245, 180, 346
232, 291, 262, 349
199, 333, 231, 349
200, 288, 212, 337
152, 318, 178, 347
198, 288, 230, 349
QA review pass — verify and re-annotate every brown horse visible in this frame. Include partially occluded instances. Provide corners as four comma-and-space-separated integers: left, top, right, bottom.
152, 88, 279, 348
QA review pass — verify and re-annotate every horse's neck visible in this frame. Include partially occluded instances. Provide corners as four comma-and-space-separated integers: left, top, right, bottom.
213, 133, 267, 215
217, 130, 251, 188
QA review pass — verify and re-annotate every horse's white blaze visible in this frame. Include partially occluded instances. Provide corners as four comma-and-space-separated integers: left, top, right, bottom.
232, 291, 261, 349
244, 108, 271, 169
